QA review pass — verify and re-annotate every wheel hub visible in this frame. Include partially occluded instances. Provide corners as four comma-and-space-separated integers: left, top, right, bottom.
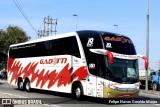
19, 82, 23, 89
26, 82, 30, 90
75, 88, 81, 98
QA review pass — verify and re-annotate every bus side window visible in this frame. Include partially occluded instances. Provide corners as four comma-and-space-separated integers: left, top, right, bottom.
9, 48, 17, 58
63, 36, 81, 58
27, 42, 49, 57
50, 39, 64, 55
88, 60, 97, 76
97, 57, 106, 78
50, 36, 81, 58
88, 55, 106, 77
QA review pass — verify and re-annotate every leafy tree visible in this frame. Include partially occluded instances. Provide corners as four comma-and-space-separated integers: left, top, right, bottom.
0, 25, 30, 68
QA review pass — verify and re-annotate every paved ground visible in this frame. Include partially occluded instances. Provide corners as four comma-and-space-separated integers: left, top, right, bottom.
0, 80, 160, 107
0, 80, 50, 107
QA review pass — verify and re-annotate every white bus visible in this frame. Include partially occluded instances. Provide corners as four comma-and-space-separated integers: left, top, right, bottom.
7, 30, 148, 100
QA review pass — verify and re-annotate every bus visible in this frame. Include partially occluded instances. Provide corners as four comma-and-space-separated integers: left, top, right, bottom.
7, 30, 148, 99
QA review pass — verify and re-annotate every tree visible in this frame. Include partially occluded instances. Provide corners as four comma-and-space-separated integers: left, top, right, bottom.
0, 25, 30, 67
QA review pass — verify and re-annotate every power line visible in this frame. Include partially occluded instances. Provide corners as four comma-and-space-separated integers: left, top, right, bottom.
38, 21, 44, 31
12, 0, 38, 34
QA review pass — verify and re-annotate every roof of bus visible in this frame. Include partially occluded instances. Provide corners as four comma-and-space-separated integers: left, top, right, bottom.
77, 30, 130, 39
9, 30, 131, 47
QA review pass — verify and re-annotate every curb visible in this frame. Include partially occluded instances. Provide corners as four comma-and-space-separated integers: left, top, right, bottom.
140, 90, 160, 96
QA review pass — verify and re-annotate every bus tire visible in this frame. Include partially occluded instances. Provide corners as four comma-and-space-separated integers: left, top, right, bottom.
72, 83, 84, 100
152, 83, 158, 91
18, 80, 24, 91
24, 79, 31, 92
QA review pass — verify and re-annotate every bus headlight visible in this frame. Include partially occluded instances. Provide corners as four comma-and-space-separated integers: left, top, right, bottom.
135, 82, 140, 89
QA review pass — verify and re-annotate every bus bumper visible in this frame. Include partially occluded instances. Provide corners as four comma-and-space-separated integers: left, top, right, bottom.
103, 86, 139, 98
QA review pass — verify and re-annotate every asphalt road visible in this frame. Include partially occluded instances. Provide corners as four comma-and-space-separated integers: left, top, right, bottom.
0, 80, 160, 107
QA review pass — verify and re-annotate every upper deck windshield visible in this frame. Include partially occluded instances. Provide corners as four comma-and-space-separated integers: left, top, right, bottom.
101, 33, 136, 55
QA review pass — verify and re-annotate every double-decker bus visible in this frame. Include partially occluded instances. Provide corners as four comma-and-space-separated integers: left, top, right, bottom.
7, 30, 148, 99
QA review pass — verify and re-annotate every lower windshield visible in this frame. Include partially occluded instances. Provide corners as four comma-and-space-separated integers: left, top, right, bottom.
106, 58, 139, 83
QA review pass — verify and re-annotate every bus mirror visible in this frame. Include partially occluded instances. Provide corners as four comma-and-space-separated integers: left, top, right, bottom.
89, 49, 114, 64
106, 50, 114, 64
137, 54, 148, 69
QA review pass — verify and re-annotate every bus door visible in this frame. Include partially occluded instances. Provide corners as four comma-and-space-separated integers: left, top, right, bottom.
86, 61, 97, 97
96, 56, 106, 98
86, 56, 105, 98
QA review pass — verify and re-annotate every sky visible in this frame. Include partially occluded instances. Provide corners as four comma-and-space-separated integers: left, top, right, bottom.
1, 0, 160, 70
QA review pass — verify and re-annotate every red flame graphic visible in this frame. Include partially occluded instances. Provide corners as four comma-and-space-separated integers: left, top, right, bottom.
8, 57, 88, 89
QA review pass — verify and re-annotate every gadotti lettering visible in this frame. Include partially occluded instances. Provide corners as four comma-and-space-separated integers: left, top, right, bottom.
104, 37, 132, 44
40, 58, 67, 64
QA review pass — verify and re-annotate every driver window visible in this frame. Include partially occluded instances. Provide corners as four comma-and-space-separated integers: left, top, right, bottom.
152, 72, 156, 76
88, 55, 106, 78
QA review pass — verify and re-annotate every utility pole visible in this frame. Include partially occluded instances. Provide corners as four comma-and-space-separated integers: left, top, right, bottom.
114, 24, 118, 34
146, 0, 149, 92
158, 60, 160, 70
38, 16, 58, 38
73, 14, 78, 31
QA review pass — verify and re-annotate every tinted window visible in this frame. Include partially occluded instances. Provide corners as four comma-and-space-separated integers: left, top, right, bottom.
102, 34, 136, 55
78, 31, 104, 75
107, 58, 139, 83
9, 36, 80, 58
50, 39, 64, 55
9, 41, 50, 58
87, 54, 106, 77
50, 36, 80, 57
63, 36, 80, 57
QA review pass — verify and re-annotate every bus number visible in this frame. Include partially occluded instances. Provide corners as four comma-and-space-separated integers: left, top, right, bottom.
87, 38, 94, 47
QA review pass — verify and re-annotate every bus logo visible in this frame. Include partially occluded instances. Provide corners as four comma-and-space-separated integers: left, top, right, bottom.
104, 36, 132, 44
40, 58, 67, 65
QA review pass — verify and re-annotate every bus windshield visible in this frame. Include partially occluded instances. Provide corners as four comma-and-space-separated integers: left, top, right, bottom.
102, 35, 136, 55
106, 58, 139, 83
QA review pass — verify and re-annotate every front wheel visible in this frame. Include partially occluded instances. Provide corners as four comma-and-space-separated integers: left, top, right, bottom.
72, 84, 84, 100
